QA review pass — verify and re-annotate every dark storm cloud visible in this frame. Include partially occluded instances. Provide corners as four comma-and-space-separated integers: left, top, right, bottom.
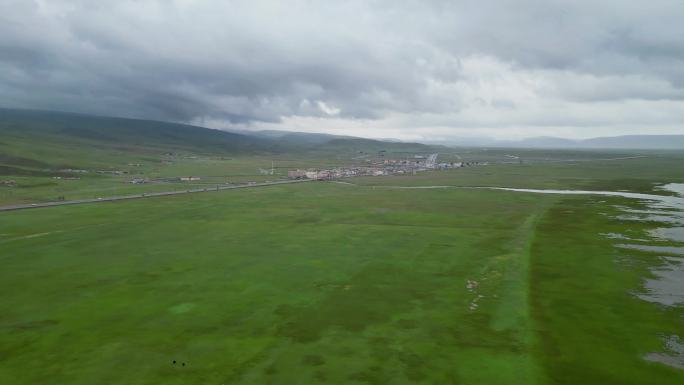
1, 0, 684, 139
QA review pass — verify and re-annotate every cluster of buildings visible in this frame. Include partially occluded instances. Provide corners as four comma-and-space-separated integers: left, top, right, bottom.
96, 170, 126, 175
57, 168, 127, 175
288, 167, 387, 180
381, 154, 435, 168
287, 153, 487, 181
0, 179, 17, 187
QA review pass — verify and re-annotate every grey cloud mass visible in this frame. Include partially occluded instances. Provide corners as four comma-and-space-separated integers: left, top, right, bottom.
2, 0, 684, 140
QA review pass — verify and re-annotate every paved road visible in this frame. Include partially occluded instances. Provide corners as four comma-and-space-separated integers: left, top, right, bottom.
0, 179, 312, 212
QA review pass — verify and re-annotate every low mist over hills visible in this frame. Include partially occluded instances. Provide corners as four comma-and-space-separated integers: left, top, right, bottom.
0, 108, 437, 153
0, 108, 274, 154
0, 108, 438, 172
2, 109, 683, 160
433, 135, 684, 149
578, 135, 684, 149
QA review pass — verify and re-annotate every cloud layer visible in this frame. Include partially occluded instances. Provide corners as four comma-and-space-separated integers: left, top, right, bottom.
2, 0, 684, 140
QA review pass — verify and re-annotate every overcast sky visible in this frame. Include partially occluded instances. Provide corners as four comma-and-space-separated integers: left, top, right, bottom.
2, 1, 684, 140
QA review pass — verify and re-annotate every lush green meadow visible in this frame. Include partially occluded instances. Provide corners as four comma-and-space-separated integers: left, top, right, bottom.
354, 149, 684, 193
0, 155, 314, 205
1, 157, 683, 384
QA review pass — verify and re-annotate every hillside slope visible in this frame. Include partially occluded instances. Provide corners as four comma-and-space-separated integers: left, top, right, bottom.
0, 108, 276, 154
0, 108, 442, 174
581, 135, 684, 149
438, 135, 684, 149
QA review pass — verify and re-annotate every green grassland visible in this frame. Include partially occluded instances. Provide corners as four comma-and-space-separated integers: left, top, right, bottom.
1, 109, 683, 384
353, 150, 684, 194
1, 164, 683, 384
531, 196, 684, 385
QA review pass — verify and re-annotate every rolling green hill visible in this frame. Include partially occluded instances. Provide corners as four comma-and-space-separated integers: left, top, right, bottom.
0, 108, 277, 160
0, 108, 440, 172
0, 108, 443, 204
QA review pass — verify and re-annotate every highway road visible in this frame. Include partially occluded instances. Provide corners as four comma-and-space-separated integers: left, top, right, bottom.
0, 179, 313, 212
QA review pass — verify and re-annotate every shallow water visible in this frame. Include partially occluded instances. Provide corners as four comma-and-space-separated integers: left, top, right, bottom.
651, 227, 684, 242
637, 257, 684, 307
394, 183, 684, 369
616, 244, 684, 256
381, 184, 684, 210
483, 186, 684, 211
381, 182, 684, 368
644, 335, 684, 370
602, 232, 632, 240
658, 183, 684, 197
494, 183, 684, 369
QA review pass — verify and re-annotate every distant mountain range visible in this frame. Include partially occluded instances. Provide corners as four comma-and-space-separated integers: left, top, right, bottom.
236, 129, 684, 150
428, 135, 684, 149
2, 108, 683, 153
242, 130, 684, 150
228, 129, 356, 145
0, 108, 438, 168
0, 108, 437, 153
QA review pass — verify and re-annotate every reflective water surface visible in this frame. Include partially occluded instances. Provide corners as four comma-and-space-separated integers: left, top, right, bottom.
494, 184, 684, 369
382, 183, 684, 367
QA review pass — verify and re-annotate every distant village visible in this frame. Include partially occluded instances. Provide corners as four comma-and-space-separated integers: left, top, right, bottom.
287, 154, 487, 180
0, 153, 487, 189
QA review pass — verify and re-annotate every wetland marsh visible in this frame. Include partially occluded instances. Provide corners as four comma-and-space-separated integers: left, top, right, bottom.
2, 154, 683, 384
